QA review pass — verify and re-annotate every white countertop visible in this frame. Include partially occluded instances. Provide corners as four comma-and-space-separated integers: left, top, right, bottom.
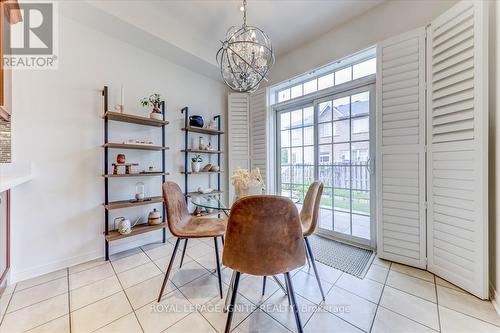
0, 173, 33, 193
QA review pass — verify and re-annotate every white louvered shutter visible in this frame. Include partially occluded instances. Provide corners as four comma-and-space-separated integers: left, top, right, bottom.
427, 0, 488, 299
228, 93, 250, 202
249, 88, 268, 185
376, 28, 427, 269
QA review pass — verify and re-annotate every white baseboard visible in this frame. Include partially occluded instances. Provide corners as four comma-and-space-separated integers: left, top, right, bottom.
490, 282, 500, 317
10, 249, 102, 284
10, 231, 170, 284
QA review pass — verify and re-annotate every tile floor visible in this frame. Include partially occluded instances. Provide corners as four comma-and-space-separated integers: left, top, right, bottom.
0, 237, 499, 333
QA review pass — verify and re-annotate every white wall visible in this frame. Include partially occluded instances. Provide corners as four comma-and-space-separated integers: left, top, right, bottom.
268, 0, 457, 86
7, 13, 227, 282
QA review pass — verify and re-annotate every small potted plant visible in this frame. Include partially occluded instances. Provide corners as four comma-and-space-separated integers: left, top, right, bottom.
191, 154, 202, 173
140, 93, 163, 120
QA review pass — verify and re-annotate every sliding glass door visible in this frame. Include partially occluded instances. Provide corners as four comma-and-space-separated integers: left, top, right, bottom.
277, 84, 375, 247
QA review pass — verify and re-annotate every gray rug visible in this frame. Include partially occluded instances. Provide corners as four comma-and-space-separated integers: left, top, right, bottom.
308, 234, 375, 278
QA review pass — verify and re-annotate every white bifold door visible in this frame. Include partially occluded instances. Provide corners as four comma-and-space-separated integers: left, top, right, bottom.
377, 0, 488, 299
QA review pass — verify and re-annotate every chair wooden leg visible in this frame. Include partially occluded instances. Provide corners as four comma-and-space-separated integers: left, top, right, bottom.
214, 237, 223, 299
179, 238, 188, 268
224, 270, 236, 313
157, 238, 180, 302
262, 276, 267, 296
304, 237, 325, 301
224, 271, 241, 333
284, 272, 303, 333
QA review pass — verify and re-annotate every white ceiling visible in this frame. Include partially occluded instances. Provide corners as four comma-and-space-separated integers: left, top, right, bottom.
70, 0, 385, 80
150, 0, 385, 57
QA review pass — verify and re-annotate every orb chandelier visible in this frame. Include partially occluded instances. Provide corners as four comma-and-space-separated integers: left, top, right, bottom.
216, 0, 275, 93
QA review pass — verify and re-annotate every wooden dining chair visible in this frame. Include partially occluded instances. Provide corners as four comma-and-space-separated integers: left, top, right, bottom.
222, 195, 306, 333
157, 181, 226, 302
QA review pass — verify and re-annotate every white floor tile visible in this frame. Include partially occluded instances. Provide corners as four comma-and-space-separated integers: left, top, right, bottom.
111, 251, 151, 273
178, 274, 221, 306
125, 274, 176, 310
372, 256, 391, 269
26, 314, 70, 333
291, 270, 333, 305
16, 269, 67, 291
109, 248, 143, 261
1, 293, 68, 333
371, 307, 436, 333
301, 261, 342, 284
68, 258, 106, 275
305, 309, 363, 333
237, 275, 279, 305
69, 262, 115, 290
8, 277, 68, 313
142, 242, 176, 261
435, 276, 465, 293
365, 264, 389, 284
439, 305, 500, 333
233, 309, 290, 333
135, 290, 192, 333
390, 263, 434, 283
185, 242, 216, 261
437, 285, 500, 326
386, 270, 436, 303
153, 252, 193, 275
199, 294, 254, 333
380, 286, 439, 331
70, 275, 122, 311
325, 286, 377, 332
117, 262, 162, 289
170, 260, 210, 288
94, 313, 143, 333
335, 274, 384, 303
263, 288, 316, 331
71, 291, 132, 333
163, 312, 217, 333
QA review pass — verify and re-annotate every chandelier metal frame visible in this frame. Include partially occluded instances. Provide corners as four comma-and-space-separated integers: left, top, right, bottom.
216, 0, 275, 93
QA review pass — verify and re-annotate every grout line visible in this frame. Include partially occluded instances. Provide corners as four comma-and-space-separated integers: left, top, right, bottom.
0, 283, 16, 326
5, 289, 68, 315
89, 311, 135, 333
434, 275, 442, 332
21, 313, 70, 332
109, 257, 145, 333
68, 259, 108, 276
376, 304, 440, 332
67, 268, 72, 333
368, 262, 391, 332
437, 303, 500, 329
14, 271, 68, 293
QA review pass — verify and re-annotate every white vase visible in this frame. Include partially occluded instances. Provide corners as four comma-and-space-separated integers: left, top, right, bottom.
192, 162, 201, 173
150, 112, 163, 120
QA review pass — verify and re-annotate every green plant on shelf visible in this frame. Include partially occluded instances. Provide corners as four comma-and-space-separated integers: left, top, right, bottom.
191, 154, 202, 163
140, 93, 163, 113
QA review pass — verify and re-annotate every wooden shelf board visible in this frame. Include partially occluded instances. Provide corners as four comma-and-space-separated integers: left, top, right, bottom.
181, 171, 224, 175
103, 172, 169, 178
185, 190, 224, 197
104, 111, 169, 127
181, 149, 224, 154
104, 196, 164, 210
105, 223, 166, 241
103, 143, 170, 151
181, 127, 224, 135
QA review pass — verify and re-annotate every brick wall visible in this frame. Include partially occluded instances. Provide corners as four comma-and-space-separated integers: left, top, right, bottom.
0, 117, 11, 163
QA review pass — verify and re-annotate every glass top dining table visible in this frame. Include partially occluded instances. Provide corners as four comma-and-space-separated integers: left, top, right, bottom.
190, 193, 299, 215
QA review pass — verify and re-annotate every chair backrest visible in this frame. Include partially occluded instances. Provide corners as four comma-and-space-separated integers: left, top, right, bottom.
222, 195, 306, 276
162, 181, 190, 237
300, 181, 324, 237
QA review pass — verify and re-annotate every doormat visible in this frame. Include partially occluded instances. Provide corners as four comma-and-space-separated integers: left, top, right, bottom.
308, 234, 375, 278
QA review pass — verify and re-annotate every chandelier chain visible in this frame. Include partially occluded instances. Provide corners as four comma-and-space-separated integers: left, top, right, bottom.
242, 0, 247, 26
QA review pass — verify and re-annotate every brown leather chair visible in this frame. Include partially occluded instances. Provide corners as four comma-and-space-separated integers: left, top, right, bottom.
300, 181, 325, 301
260, 182, 326, 302
157, 181, 226, 302
222, 195, 305, 333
